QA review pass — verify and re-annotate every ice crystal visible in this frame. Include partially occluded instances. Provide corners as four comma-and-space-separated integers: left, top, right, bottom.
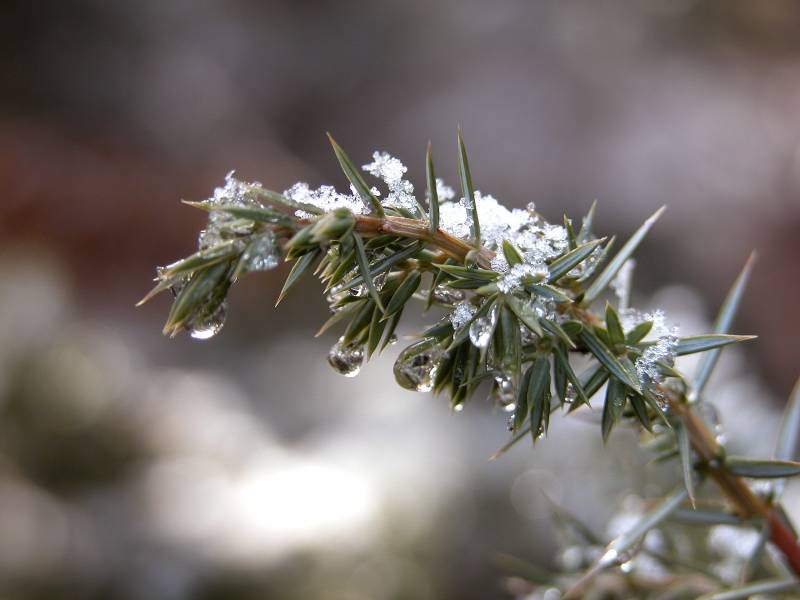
284, 182, 368, 217
240, 231, 280, 273
198, 171, 264, 249
497, 262, 548, 293
619, 308, 667, 337
635, 326, 679, 388
438, 192, 567, 276
362, 151, 417, 211
435, 178, 455, 201
490, 254, 510, 274
449, 301, 476, 330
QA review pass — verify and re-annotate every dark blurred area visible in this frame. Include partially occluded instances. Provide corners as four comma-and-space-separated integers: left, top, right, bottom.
0, 1, 799, 599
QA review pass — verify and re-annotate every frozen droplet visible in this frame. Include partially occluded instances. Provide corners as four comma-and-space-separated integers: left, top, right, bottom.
469, 305, 498, 348
198, 228, 223, 250
393, 339, 445, 392
431, 286, 465, 305
241, 232, 280, 272
449, 301, 476, 330
189, 302, 227, 340
349, 284, 368, 298
491, 374, 516, 408
327, 337, 364, 377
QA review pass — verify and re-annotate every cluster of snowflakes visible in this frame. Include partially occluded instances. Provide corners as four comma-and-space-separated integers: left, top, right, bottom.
283, 150, 421, 218
494, 262, 549, 293
284, 182, 372, 218
619, 308, 680, 389
362, 151, 417, 211
439, 194, 569, 288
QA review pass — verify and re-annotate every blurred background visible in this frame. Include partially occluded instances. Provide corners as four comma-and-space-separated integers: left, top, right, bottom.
1, 1, 799, 598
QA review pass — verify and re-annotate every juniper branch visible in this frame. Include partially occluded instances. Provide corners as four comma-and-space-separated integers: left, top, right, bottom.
141, 133, 800, 597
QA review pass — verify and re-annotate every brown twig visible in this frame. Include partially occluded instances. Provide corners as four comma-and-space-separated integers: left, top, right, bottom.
670, 399, 800, 575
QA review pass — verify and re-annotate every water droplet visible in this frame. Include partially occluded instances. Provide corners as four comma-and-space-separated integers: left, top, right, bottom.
469, 305, 498, 348
189, 302, 227, 340
713, 424, 727, 445
491, 374, 516, 408
506, 415, 515, 431
542, 587, 562, 600
373, 271, 388, 290
387, 334, 398, 345
453, 403, 464, 412
327, 336, 364, 377
431, 286, 465, 305
697, 402, 727, 445
393, 339, 445, 392
564, 383, 577, 404
619, 558, 635, 573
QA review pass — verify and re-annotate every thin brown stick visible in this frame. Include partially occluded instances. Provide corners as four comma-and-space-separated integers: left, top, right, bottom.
671, 399, 800, 575
353, 215, 495, 268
